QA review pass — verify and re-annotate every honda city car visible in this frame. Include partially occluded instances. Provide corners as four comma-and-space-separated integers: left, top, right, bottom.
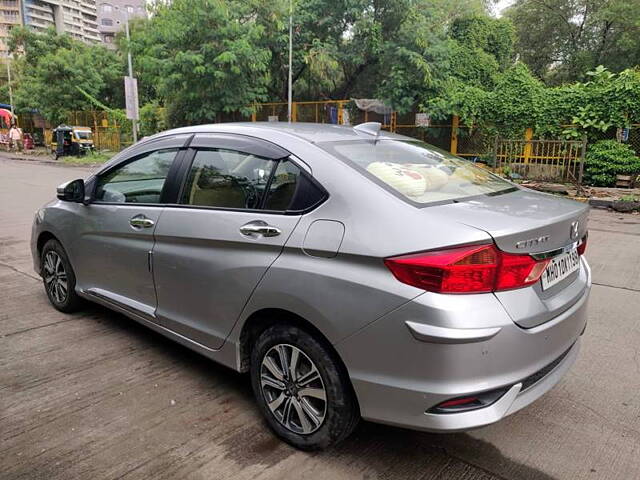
32, 122, 590, 449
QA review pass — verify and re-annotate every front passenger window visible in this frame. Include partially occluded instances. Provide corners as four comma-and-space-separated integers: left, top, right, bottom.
95, 149, 178, 203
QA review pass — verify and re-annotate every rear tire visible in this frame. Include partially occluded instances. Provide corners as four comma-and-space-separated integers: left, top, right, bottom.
250, 324, 359, 450
41, 239, 84, 313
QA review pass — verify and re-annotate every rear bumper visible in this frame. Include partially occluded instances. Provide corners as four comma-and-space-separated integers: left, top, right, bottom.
419, 339, 580, 432
335, 258, 590, 432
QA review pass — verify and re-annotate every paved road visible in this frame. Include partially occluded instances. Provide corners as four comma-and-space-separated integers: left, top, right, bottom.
1, 157, 639, 480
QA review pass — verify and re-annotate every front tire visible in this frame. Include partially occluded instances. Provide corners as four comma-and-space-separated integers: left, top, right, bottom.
250, 324, 359, 450
41, 239, 84, 313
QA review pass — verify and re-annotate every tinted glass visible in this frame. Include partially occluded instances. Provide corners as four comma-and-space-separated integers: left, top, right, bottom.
95, 148, 177, 204
264, 161, 300, 210
320, 140, 514, 204
181, 149, 275, 209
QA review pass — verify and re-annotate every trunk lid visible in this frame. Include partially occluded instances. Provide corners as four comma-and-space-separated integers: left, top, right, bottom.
430, 188, 590, 328
430, 188, 589, 255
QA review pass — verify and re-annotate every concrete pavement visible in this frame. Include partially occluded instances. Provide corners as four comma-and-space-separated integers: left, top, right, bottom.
1, 157, 639, 480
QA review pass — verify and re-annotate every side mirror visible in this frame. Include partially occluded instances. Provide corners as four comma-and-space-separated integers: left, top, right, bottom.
57, 179, 85, 203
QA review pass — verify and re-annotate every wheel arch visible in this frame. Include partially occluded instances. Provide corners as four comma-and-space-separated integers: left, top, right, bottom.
238, 307, 360, 414
238, 309, 353, 388
239, 309, 326, 370
37, 231, 60, 258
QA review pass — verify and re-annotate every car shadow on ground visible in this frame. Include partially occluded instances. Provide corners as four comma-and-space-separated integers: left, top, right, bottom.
84, 302, 554, 480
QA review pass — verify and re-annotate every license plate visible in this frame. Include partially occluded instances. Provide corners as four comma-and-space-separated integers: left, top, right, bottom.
541, 248, 580, 290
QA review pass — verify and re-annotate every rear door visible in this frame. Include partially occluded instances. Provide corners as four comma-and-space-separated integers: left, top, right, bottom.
152, 134, 313, 349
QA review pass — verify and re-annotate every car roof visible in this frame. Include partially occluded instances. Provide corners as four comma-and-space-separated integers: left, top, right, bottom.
98, 122, 415, 175
150, 122, 410, 145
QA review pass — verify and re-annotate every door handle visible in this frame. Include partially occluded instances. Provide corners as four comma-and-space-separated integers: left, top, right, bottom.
240, 221, 281, 237
129, 214, 155, 229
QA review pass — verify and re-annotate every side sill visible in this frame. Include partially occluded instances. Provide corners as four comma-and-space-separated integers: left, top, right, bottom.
84, 288, 156, 319
80, 288, 219, 356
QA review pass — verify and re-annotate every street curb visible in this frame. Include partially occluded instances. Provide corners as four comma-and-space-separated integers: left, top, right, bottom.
589, 198, 615, 209
0, 153, 100, 168
589, 197, 640, 213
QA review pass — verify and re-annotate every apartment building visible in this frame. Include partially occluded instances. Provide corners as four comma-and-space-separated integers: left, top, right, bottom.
97, 0, 145, 47
0, 0, 23, 56
0, 0, 101, 56
0, 0, 144, 56
22, 1, 101, 42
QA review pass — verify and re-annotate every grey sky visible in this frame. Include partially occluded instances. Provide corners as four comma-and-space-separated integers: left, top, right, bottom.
493, 0, 514, 16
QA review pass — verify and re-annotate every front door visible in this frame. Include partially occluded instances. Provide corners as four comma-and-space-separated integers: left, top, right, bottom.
72, 146, 183, 317
152, 139, 304, 349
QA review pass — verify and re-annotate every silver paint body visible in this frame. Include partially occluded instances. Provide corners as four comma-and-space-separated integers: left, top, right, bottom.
31, 123, 591, 432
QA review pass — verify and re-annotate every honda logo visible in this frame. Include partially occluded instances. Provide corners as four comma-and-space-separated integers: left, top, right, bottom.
570, 221, 580, 240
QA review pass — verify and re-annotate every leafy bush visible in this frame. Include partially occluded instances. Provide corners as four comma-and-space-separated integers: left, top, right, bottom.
429, 64, 640, 141
140, 102, 168, 137
584, 140, 640, 187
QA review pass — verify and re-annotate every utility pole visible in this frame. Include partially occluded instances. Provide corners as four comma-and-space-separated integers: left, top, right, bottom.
124, 12, 138, 143
287, 0, 293, 123
6, 55, 13, 118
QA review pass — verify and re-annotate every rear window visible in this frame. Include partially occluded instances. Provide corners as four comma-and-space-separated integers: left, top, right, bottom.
319, 140, 514, 205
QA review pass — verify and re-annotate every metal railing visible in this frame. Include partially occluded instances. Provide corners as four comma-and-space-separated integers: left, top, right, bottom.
29, 103, 637, 187
494, 136, 586, 185
43, 127, 121, 152
252, 100, 352, 125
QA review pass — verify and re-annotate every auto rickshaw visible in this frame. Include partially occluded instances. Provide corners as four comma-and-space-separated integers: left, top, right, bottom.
50, 125, 95, 159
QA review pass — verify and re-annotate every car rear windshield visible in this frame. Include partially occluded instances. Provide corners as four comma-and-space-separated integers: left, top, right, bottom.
319, 139, 515, 205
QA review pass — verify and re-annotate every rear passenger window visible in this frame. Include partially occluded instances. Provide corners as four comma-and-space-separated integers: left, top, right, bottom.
181, 149, 275, 209
181, 150, 327, 212
264, 160, 328, 212
263, 161, 300, 210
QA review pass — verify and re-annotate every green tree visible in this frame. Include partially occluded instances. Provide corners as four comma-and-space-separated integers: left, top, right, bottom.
506, 0, 640, 84
262, 0, 494, 107
126, 0, 504, 119
8, 27, 123, 124
128, 0, 281, 126
407, 13, 515, 119
347, 4, 509, 113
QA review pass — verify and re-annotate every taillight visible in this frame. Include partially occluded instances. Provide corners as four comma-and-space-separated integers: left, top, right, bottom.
577, 233, 588, 256
384, 244, 550, 294
497, 251, 550, 290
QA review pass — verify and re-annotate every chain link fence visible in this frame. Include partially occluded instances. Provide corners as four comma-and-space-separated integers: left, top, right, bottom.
586, 124, 640, 156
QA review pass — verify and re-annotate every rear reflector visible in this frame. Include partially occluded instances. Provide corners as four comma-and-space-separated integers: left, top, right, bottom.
428, 388, 508, 414
437, 396, 479, 408
384, 244, 550, 294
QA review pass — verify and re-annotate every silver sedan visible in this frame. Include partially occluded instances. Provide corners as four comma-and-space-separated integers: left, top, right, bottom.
31, 122, 590, 450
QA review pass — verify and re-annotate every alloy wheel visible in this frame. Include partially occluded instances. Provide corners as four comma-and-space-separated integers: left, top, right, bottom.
260, 343, 327, 435
43, 251, 68, 304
